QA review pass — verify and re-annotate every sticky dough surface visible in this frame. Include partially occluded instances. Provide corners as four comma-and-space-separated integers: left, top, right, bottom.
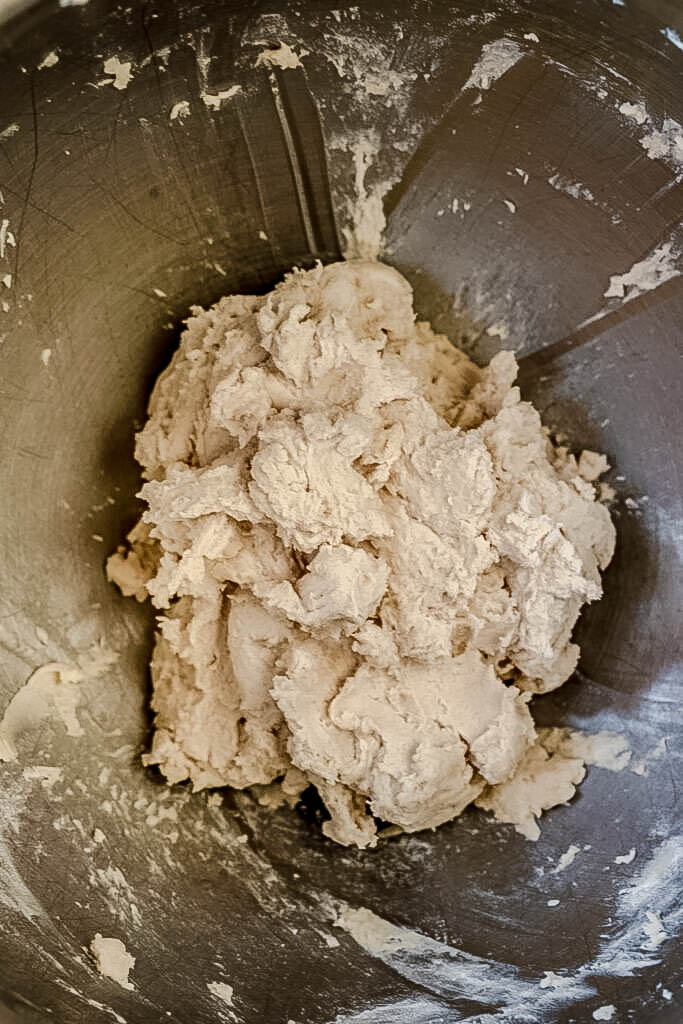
108, 260, 615, 847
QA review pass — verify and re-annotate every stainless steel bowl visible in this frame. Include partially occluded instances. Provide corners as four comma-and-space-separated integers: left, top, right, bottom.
0, 1, 681, 1021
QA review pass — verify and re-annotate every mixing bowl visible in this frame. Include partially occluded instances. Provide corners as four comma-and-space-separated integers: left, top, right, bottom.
0, 1, 681, 1021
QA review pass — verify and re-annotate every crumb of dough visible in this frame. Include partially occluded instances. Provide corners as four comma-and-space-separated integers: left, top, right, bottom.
90, 933, 135, 989
107, 260, 615, 847
207, 980, 234, 1005
475, 739, 586, 840
597, 481, 615, 503
577, 449, 610, 482
538, 727, 631, 772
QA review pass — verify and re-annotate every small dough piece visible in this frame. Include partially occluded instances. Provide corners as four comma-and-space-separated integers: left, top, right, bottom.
539, 727, 631, 772
106, 520, 158, 601
475, 740, 586, 840
90, 934, 135, 990
109, 260, 615, 846
578, 449, 610, 482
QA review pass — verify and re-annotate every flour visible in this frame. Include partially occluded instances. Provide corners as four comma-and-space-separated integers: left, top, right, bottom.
333, 899, 595, 1008
539, 971, 573, 989
580, 235, 682, 330
642, 911, 668, 950
462, 39, 525, 93
108, 259, 615, 847
326, 833, 680, 1014
617, 101, 683, 170
631, 736, 668, 776
340, 135, 392, 259
603, 240, 681, 302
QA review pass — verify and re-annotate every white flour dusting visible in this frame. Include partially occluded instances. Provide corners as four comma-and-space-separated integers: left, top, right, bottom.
579, 235, 681, 329
333, 901, 595, 1011
0, 783, 45, 920
326, 835, 680, 1014
631, 737, 668, 776
0, 643, 118, 763
640, 117, 683, 165
539, 971, 573, 989
462, 38, 525, 93
603, 240, 681, 302
57, 983, 127, 1024
88, 862, 142, 928
315, 22, 416, 109
363, 68, 416, 98
0, 847, 44, 920
642, 910, 668, 950
340, 135, 392, 258
661, 27, 683, 51
192, 33, 242, 111
594, 836, 680, 976
618, 101, 683, 170
618, 100, 648, 125
329, 996, 447, 1023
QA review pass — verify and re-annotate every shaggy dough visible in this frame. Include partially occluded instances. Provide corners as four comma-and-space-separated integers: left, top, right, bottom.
108, 260, 615, 847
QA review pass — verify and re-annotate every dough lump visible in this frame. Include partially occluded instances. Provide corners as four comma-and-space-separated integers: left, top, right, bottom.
108, 260, 615, 847
90, 934, 135, 990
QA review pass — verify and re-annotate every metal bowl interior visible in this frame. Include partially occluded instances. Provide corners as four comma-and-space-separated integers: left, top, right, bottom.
0, 1, 681, 1022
